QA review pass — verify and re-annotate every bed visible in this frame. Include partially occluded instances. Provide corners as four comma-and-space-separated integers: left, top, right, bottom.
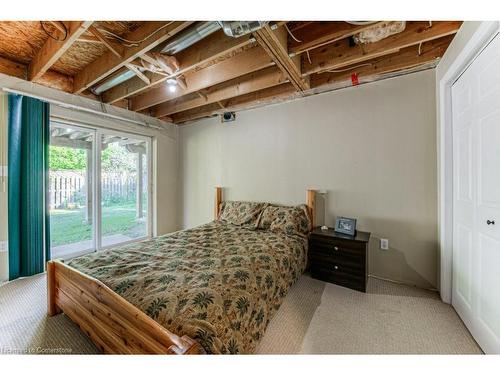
47, 188, 316, 354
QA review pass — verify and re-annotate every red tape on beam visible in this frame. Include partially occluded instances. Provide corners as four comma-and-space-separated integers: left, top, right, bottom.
351, 73, 359, 86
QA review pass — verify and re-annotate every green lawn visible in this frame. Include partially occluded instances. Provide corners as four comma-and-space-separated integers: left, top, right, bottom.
50, 203, 146, 247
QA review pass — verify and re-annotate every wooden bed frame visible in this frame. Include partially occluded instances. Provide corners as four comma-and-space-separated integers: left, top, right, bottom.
47, 187, 316, 354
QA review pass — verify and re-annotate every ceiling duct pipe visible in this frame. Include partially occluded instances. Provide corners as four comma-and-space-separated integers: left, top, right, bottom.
93, 70, 137, 95
161, 21, 221, 54
92, 22, 221, 95
345, 21, 379, 26
218, 21, 269, 38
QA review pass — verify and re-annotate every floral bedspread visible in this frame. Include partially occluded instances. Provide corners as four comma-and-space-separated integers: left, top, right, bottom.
66, 221, 308, 354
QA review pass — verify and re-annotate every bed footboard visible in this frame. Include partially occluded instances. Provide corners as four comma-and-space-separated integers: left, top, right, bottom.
46, 260, 203, 354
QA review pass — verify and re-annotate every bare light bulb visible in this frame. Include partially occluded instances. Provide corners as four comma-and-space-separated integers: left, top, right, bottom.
168, 84, 177, 93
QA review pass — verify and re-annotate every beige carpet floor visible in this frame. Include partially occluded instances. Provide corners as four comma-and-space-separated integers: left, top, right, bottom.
0, 273, 482, 354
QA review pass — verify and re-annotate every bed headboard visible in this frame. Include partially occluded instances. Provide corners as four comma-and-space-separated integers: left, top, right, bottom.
214, 187, 316, 229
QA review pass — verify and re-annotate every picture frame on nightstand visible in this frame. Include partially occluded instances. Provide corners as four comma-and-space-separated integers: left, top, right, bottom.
334, 216, 357, 236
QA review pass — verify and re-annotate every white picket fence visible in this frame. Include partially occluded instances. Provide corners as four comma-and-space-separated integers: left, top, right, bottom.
49, 170, 139, 209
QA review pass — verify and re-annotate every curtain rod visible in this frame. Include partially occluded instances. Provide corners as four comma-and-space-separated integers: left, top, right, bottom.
1, 87, 165, 131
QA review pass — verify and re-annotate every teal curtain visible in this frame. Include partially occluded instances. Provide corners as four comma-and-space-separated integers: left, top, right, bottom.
8, 94, 50, 280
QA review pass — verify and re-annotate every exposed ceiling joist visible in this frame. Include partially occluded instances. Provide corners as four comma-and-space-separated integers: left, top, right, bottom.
0, 20, 463, 125
140, 52, 159, 66
254, 25, 309, 91
303, 21, 461, 76
172, 82, 296, 124
171, 34, 455, 124
152, 66, 288, 118
125, 63, 150, 85
88, 25, 123, 58
101, 30, 255, 104
288, 21, 386, 56
28, 21, 94, 81
1, 55, 73, 92
311, 35, 453, 88
131, 45, 274, 112
0, 56, 26, 79
72, 21, 193, 94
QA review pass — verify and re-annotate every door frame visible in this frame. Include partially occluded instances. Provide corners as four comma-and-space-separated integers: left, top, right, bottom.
438, 21, 500, 303
49, 118, 153, 257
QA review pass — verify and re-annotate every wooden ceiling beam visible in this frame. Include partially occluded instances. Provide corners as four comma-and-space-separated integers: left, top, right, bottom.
0, 56, 27, 79
303, 21, 461, 76
254, 25, 309, 91
72, 21, 193, 94
172, 82, 296, 124
88, 25, 123, 58
28, 21, 94, 81
125, 63, 150, 85
130, 45, 274, 112
101, 30, 255, 104
1, 55, 74, 92
172, 34, 455, 125
152, 66, 287, 117
288, 21, 387, 56
311, 35, 454, 88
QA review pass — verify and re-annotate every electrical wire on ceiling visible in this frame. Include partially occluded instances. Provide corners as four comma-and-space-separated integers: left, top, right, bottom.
97, 22, 175, 47
306, 50, 312, 64
284, 23, 313, 64
40, 21, 68, 41
284, 23, 302, 43
326, 62, 373, 73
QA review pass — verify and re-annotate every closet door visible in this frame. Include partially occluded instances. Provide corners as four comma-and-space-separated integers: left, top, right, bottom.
452, 34, 500, 354
451, 58, 476, 333
473, 34, 500, 354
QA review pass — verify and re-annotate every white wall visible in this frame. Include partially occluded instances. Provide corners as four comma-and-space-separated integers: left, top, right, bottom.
180, 69, 439, 289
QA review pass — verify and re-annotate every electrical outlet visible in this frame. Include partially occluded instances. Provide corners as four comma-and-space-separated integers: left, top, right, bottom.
380, 238, 389, 250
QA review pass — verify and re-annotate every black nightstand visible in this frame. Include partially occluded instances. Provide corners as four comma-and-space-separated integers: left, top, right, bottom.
308, 227, 371, 292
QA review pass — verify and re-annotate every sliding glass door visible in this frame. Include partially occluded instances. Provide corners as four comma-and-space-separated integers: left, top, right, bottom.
99, 132, 149, 248
49, 123, 95, 259
49, 121, 151, 259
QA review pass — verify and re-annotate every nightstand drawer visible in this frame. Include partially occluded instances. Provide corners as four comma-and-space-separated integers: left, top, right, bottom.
309, 258, 365, 278
309, 241, 365, 265
310, 236, 366, 254
310, 261, 366, 292
309, 250, 364, 270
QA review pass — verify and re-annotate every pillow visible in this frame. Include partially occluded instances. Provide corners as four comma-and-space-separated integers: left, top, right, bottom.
218, 201, 267, 228
258, 204, 311, 237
